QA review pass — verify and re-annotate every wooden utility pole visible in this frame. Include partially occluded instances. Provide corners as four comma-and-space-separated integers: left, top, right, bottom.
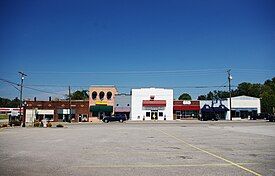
19, 71, 27, 127
69, 86, 71, 122
227, 69, 232, 121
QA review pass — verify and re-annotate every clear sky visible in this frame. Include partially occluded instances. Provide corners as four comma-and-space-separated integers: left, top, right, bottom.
0, 0, 274, 100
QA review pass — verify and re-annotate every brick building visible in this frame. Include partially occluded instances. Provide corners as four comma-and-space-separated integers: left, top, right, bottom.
24, 100, 89, 123
173, 100, 200, 119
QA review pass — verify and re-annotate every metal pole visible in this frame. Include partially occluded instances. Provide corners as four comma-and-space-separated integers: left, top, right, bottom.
19, 71, 27, 127
227, 69, 232, 121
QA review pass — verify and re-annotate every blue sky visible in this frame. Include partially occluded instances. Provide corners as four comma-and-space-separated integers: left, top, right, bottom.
0, 0, 274, 100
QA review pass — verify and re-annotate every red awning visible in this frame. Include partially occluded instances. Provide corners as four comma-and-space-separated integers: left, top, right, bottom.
143, 100, 166, 107
173, 105, 200, 111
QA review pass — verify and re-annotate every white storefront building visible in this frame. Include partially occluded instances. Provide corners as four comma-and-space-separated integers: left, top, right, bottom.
200, 95, 261, 120
226, 95, 261, 120
131, 88, 173, 120
26, 109, 54, 123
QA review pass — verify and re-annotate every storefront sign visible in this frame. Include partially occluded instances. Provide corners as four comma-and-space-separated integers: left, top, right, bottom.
95, 101, 107, 105
143, 107, 165, 110
182, 100, 191, 105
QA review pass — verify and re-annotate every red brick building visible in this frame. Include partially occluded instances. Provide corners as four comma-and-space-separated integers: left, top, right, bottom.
24, 100, 89, 123
173, 100, 200, 119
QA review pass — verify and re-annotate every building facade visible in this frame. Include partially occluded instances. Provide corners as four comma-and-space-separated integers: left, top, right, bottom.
24, 100, 89, 123
226, 95, 261, 119
114, 94, 131, 119
131, 88, 173, 120
200, 95, 261, 120
173, 100, 200, 119
89, 85, 117, 121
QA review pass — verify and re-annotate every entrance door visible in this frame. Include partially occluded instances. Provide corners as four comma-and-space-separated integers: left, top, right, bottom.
99, 112, 105, 120
176, 111, 181, 119
151, 110, 158, 120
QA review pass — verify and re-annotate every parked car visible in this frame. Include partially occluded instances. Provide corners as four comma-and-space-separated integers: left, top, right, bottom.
250, 113, 269, 120
268, 114, 275, 122
102, 114, 127, 123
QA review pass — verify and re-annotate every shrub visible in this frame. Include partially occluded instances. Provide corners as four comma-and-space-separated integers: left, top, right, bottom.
2, 123, 8, 127
9, 121, 21, 126
34, 121, 40, 127
56, 124, 64, 128
47, 122, 52, 128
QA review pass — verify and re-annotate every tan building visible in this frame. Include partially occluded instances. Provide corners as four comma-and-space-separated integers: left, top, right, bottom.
89, 85, 118, 121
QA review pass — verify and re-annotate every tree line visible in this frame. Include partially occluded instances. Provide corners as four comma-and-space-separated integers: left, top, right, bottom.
178, 77, 275, 114
0, 97, 20, 108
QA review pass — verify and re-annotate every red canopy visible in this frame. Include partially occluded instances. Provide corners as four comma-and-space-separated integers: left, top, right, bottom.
143, 100, 166, 107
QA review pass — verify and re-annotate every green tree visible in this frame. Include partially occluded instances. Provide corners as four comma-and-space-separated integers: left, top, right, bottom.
206, 91, 214, 100
260, 78, 275, 114
236, 82, 261, 98
178, 93, 192, 100
0, 97, 20, 108
197, 95, 207, 100
67, 90, 89, 100
0, 97, 11, 107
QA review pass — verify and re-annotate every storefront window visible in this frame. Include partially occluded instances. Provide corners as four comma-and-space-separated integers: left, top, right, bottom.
146, 112, 150, 117
159, 112, 163, 117
45, 115, 53, 120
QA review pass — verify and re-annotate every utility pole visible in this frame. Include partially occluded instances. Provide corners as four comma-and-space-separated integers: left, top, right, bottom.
19, 71, 27, 127
69, 86, 71, 122
227, 69, 232, 121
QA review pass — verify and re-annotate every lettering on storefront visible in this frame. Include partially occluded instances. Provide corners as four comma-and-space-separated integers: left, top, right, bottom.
143, 107, 165, 110
182, 101, 191, 105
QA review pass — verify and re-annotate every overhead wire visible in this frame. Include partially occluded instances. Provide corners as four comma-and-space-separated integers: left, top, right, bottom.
0, 78, 66, 96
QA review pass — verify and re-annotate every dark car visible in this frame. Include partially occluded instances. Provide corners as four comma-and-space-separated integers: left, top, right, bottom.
268, 114, 275, 122
249, 113, 268, 120
102, 114, 127, 123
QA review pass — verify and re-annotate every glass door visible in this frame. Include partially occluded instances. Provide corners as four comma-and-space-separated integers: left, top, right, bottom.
151, 110, 158, 120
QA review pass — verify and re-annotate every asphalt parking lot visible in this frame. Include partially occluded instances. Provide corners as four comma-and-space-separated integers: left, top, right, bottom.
0, 121, 275, 176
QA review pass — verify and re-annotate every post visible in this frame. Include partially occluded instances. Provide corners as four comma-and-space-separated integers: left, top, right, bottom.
227, 69, 232, 121
19, 71, 27, 127
69, 86, 71, 122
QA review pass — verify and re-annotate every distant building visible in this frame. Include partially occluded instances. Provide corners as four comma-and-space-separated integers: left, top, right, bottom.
114, 94, 131, 119
199, 95, 261, 120
173, 100, 200, 119
24, 100, 89, 123
0, 108, 21, 116
227, 95, 261, 120
131, 88, 173, 120
89, 85, 118, 121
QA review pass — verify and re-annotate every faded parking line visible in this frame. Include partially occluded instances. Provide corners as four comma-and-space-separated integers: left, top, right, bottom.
74, 162, 258, 168
155, 128, 262, 176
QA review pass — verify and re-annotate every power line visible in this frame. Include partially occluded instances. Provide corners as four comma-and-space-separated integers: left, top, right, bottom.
25, 69, 227, 75
0, 78, 66, 96
24, 86, 66, 95
0, 78, 20, 91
